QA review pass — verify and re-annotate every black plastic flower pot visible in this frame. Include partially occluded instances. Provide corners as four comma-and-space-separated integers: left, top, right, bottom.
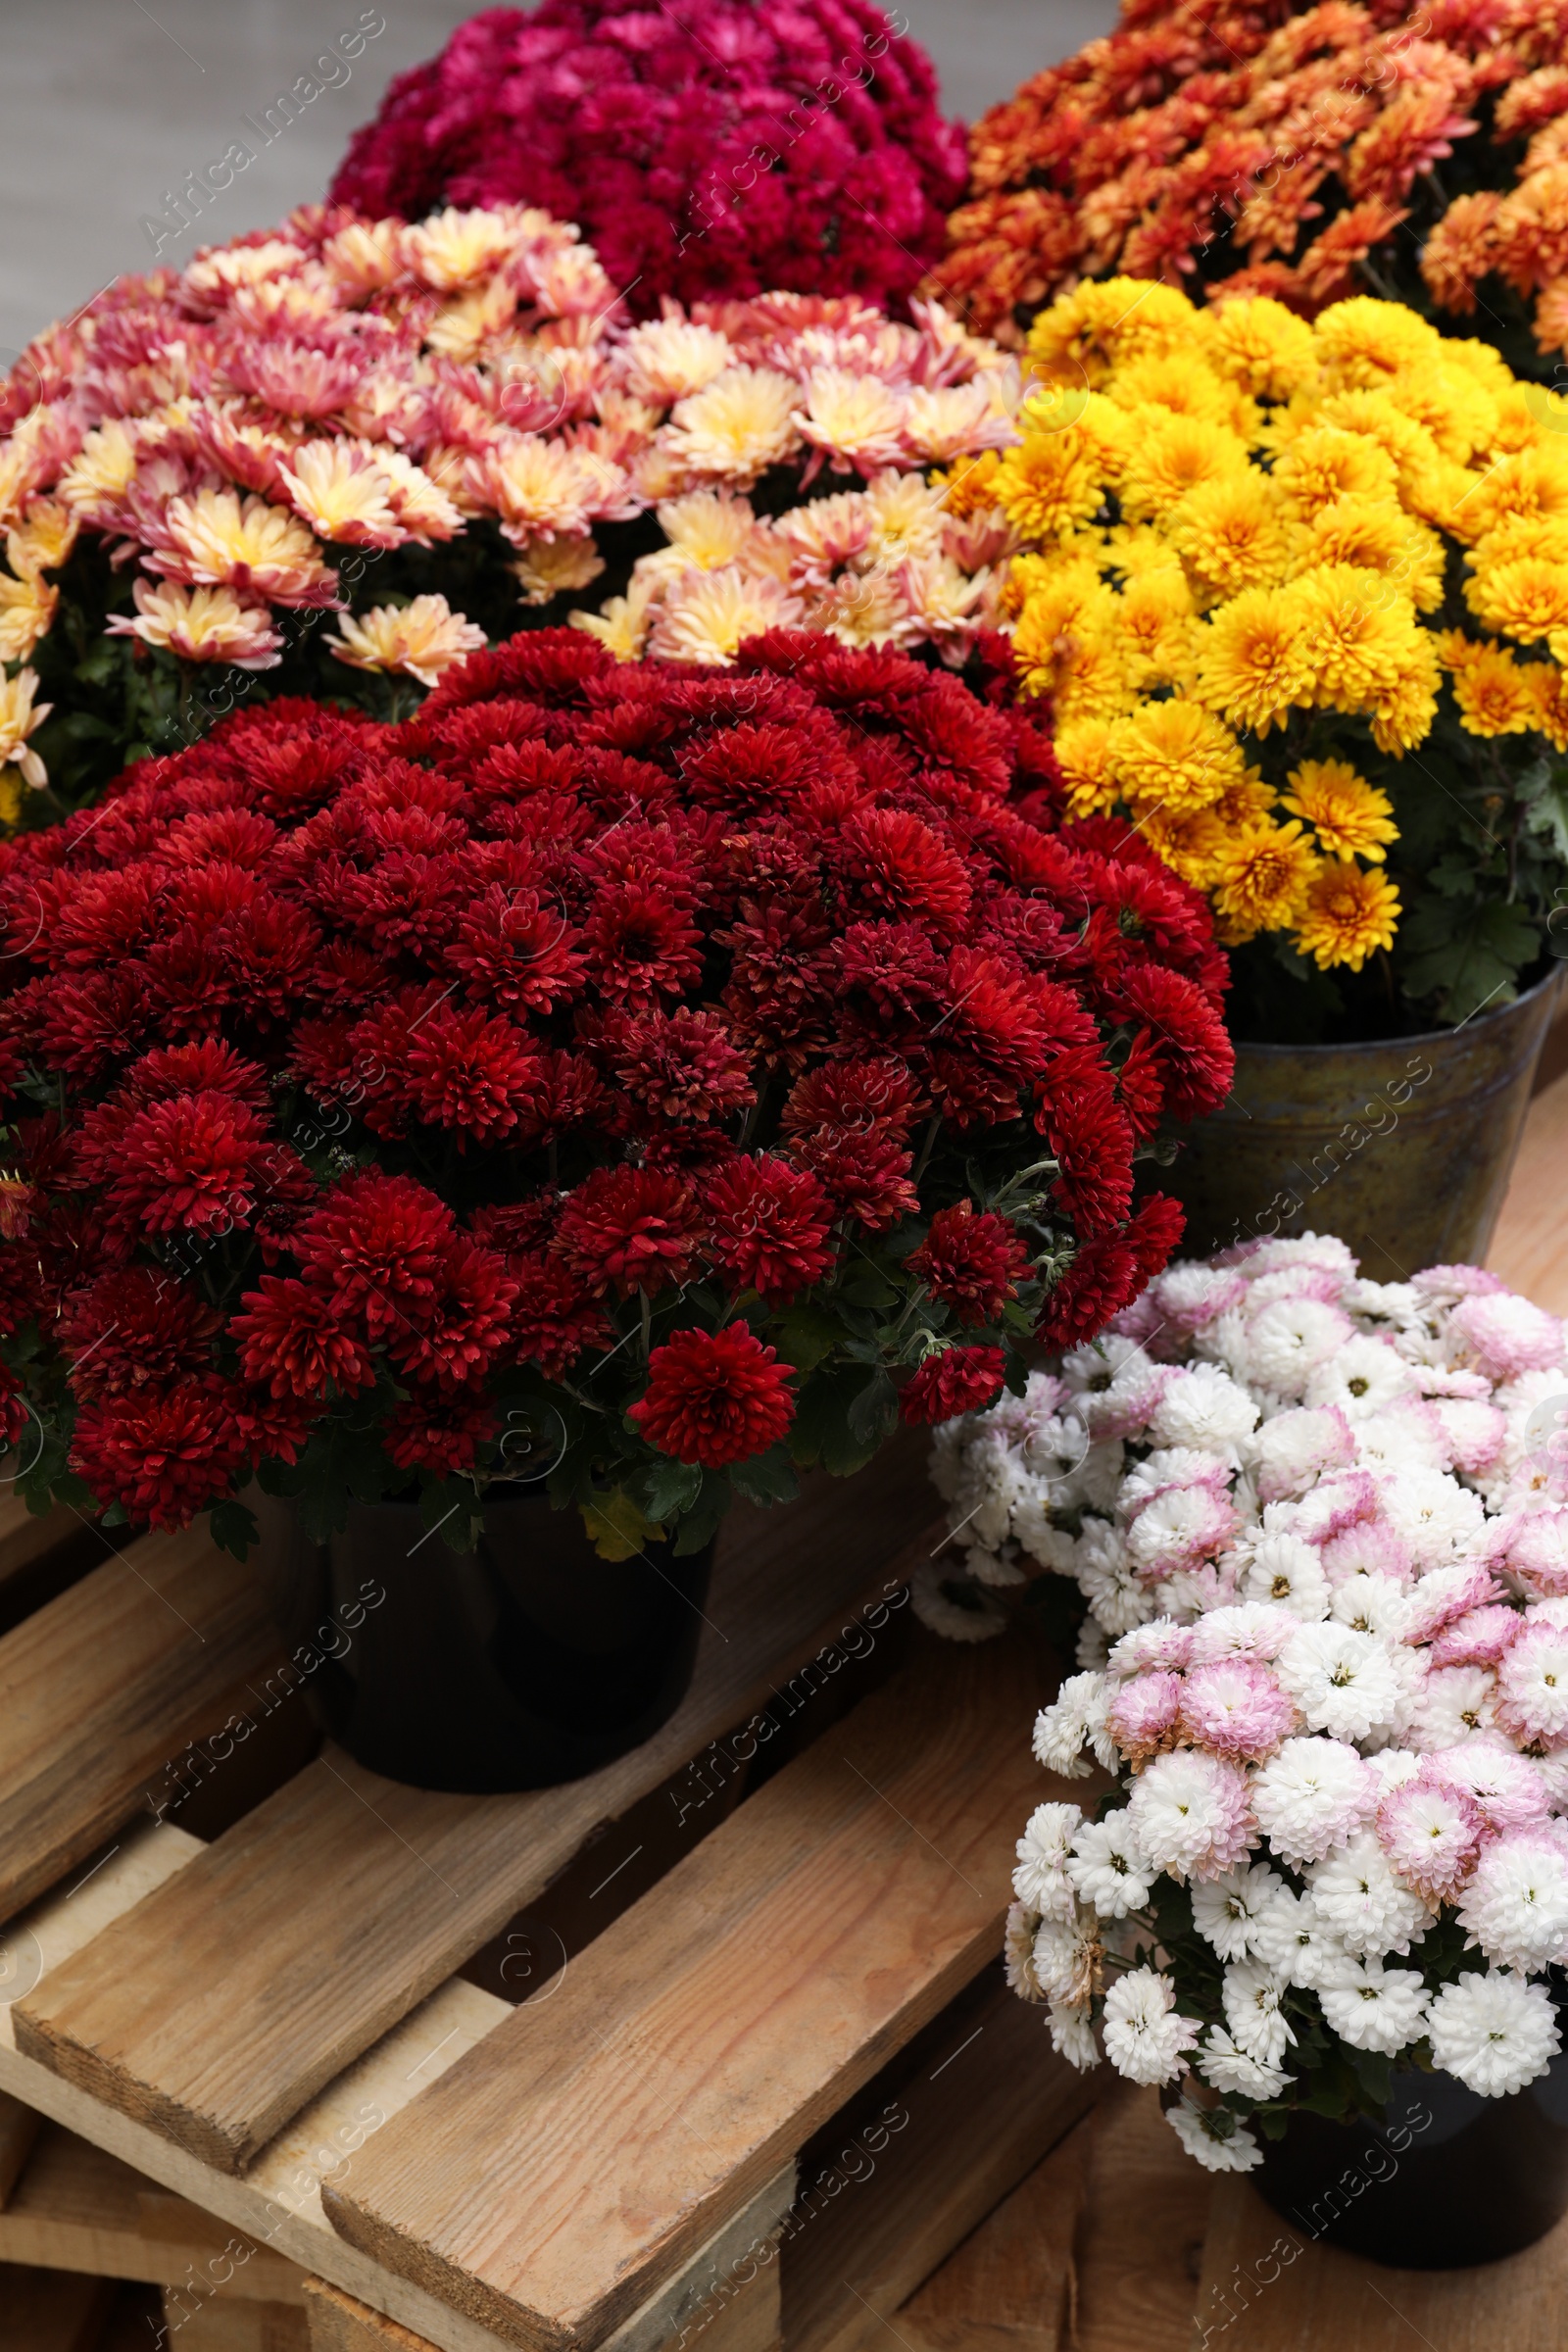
251, 1484, 713, 1793
1252, 2050, 1568, 2269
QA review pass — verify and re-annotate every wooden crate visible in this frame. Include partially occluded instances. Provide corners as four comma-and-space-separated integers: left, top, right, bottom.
0, 1437, 1094, 2352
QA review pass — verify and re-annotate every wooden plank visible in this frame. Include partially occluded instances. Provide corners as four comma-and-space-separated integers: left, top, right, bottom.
0, 2261, 115, 2352
302, 2254, 782, 2352
15, 1447, 941, 2173
892, 2122, 1089, 2352
0, 1524, 285, 1923
780, 1971, 1099, 2352
1194, 2170, 1568, 2352
0, 1831, 778, 2352
1070, 2087, 1207, 2352
320, 1626, 1057, 2352
1490, 1068, 1568, 1313
0, 2119, 303, 2299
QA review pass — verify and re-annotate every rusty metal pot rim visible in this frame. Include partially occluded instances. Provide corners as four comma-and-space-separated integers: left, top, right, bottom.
1231, 963, 1560, 1059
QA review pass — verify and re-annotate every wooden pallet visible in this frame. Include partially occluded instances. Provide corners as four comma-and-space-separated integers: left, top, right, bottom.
0, 1436, 1095, 2352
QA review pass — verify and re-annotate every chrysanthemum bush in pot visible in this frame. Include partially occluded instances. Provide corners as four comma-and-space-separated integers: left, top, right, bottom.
990, 281, 1568, 1260
0, 200, 1021, 816
931, 1231, 1568, 2266
0, 628, 1231, 1789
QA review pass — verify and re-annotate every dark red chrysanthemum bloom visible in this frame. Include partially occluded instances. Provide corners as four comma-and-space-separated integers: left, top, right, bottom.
385, 1386, 499, 1476
230, 1276, 376, 1401
906, 1202, 1032, 1328
71, 1374, 253, 1529
702, 1155, 836, 1307
629, 1325, 795, 1465
60, 1268, 223, 1400
899, 1346, 1006, 1427
1034, 1195, 1187, 1350
554, 1165, 707, 1298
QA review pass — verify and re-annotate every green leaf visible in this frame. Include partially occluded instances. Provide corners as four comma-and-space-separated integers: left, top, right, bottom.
628, 1456, 703, 1524
1399, 893, 1541, 1024
788, 1362, 889, 1477
209, 1498, 260, 1562
728, 1444, 800, 1508
771, 1302, 843, 1374
670, 1470, 732, 1555
847, 1367, 900, 1448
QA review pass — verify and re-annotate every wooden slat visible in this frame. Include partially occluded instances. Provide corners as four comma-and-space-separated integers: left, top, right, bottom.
780, 1972, 1098, 2352
892, 2123, 1087, 2352
0, 2085, 43, 2206
0, 2119, 303, 2299
301, 2255, 781, 2352
0, 1524, 284, 1923
15, 1446, 940, 2173
320, 1626, 1057, 2352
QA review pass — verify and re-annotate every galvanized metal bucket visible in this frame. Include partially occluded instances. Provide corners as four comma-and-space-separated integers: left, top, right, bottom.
1167, 967, 1563, 1276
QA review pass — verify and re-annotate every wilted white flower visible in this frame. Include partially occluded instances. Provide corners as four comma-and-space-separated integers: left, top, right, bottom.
1032, 1911, 1102, 2008
1047, 1998, 1100, 2070
1004, 1901, 1044, 2000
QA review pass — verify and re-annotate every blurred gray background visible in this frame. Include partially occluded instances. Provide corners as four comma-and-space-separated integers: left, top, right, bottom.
0, 0, 1118, 357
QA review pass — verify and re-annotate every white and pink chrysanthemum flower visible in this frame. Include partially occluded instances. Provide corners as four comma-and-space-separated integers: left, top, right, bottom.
1127, 1748, 1255, 1882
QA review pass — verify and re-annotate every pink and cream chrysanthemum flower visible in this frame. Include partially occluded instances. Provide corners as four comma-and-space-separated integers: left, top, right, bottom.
109, 578, 282, 670
325, 594, 486, 688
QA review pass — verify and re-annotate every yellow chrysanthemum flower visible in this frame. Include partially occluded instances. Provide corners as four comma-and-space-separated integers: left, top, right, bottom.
1291, 564, 1425, 713
1313, 298, 1443, 391
1369, 637, 1443, 756
1293, 862, 1401, 972
993, 426, 1106, 544
1195, 586, 1313, 735
1025, 276, 1195, 390
1530, 662, 1568, 753
1130, 801, 1229, 887
1271, 427, 1400, 521
1465, 556, 1568, 661
1288, 500, 1444, 613
1053, 716, 1120, 817
1117, 567, 1197, 686
1280, 760, 1397, 862
1208, 766, 1280, 830
1108, 698, 1245, 812
1439, 635, 1541, 737
1118, 413, 1250, 520
1209, 818, 1319, 942
1197, 297, 1318, 405
1167, 472, 1289, 604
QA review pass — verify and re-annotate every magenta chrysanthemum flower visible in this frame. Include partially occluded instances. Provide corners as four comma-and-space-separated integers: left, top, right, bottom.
327, 1, 966, 317
1179, 1659, 1298, 1762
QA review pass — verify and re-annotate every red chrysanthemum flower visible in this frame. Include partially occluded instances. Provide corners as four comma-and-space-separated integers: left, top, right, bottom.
629, 1325, 795, 1466
104, 1092, 269, 1236
906, 1201, 1033, 1327
385, 1385, 499, 1477
702, 1154, 836, 1307
60, 1268, 222, 1400
230, 1276, 376, 1401
71, 1374, 253, 1529
899, 1346, 1006, 1427
554, 1165, 707, 1298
